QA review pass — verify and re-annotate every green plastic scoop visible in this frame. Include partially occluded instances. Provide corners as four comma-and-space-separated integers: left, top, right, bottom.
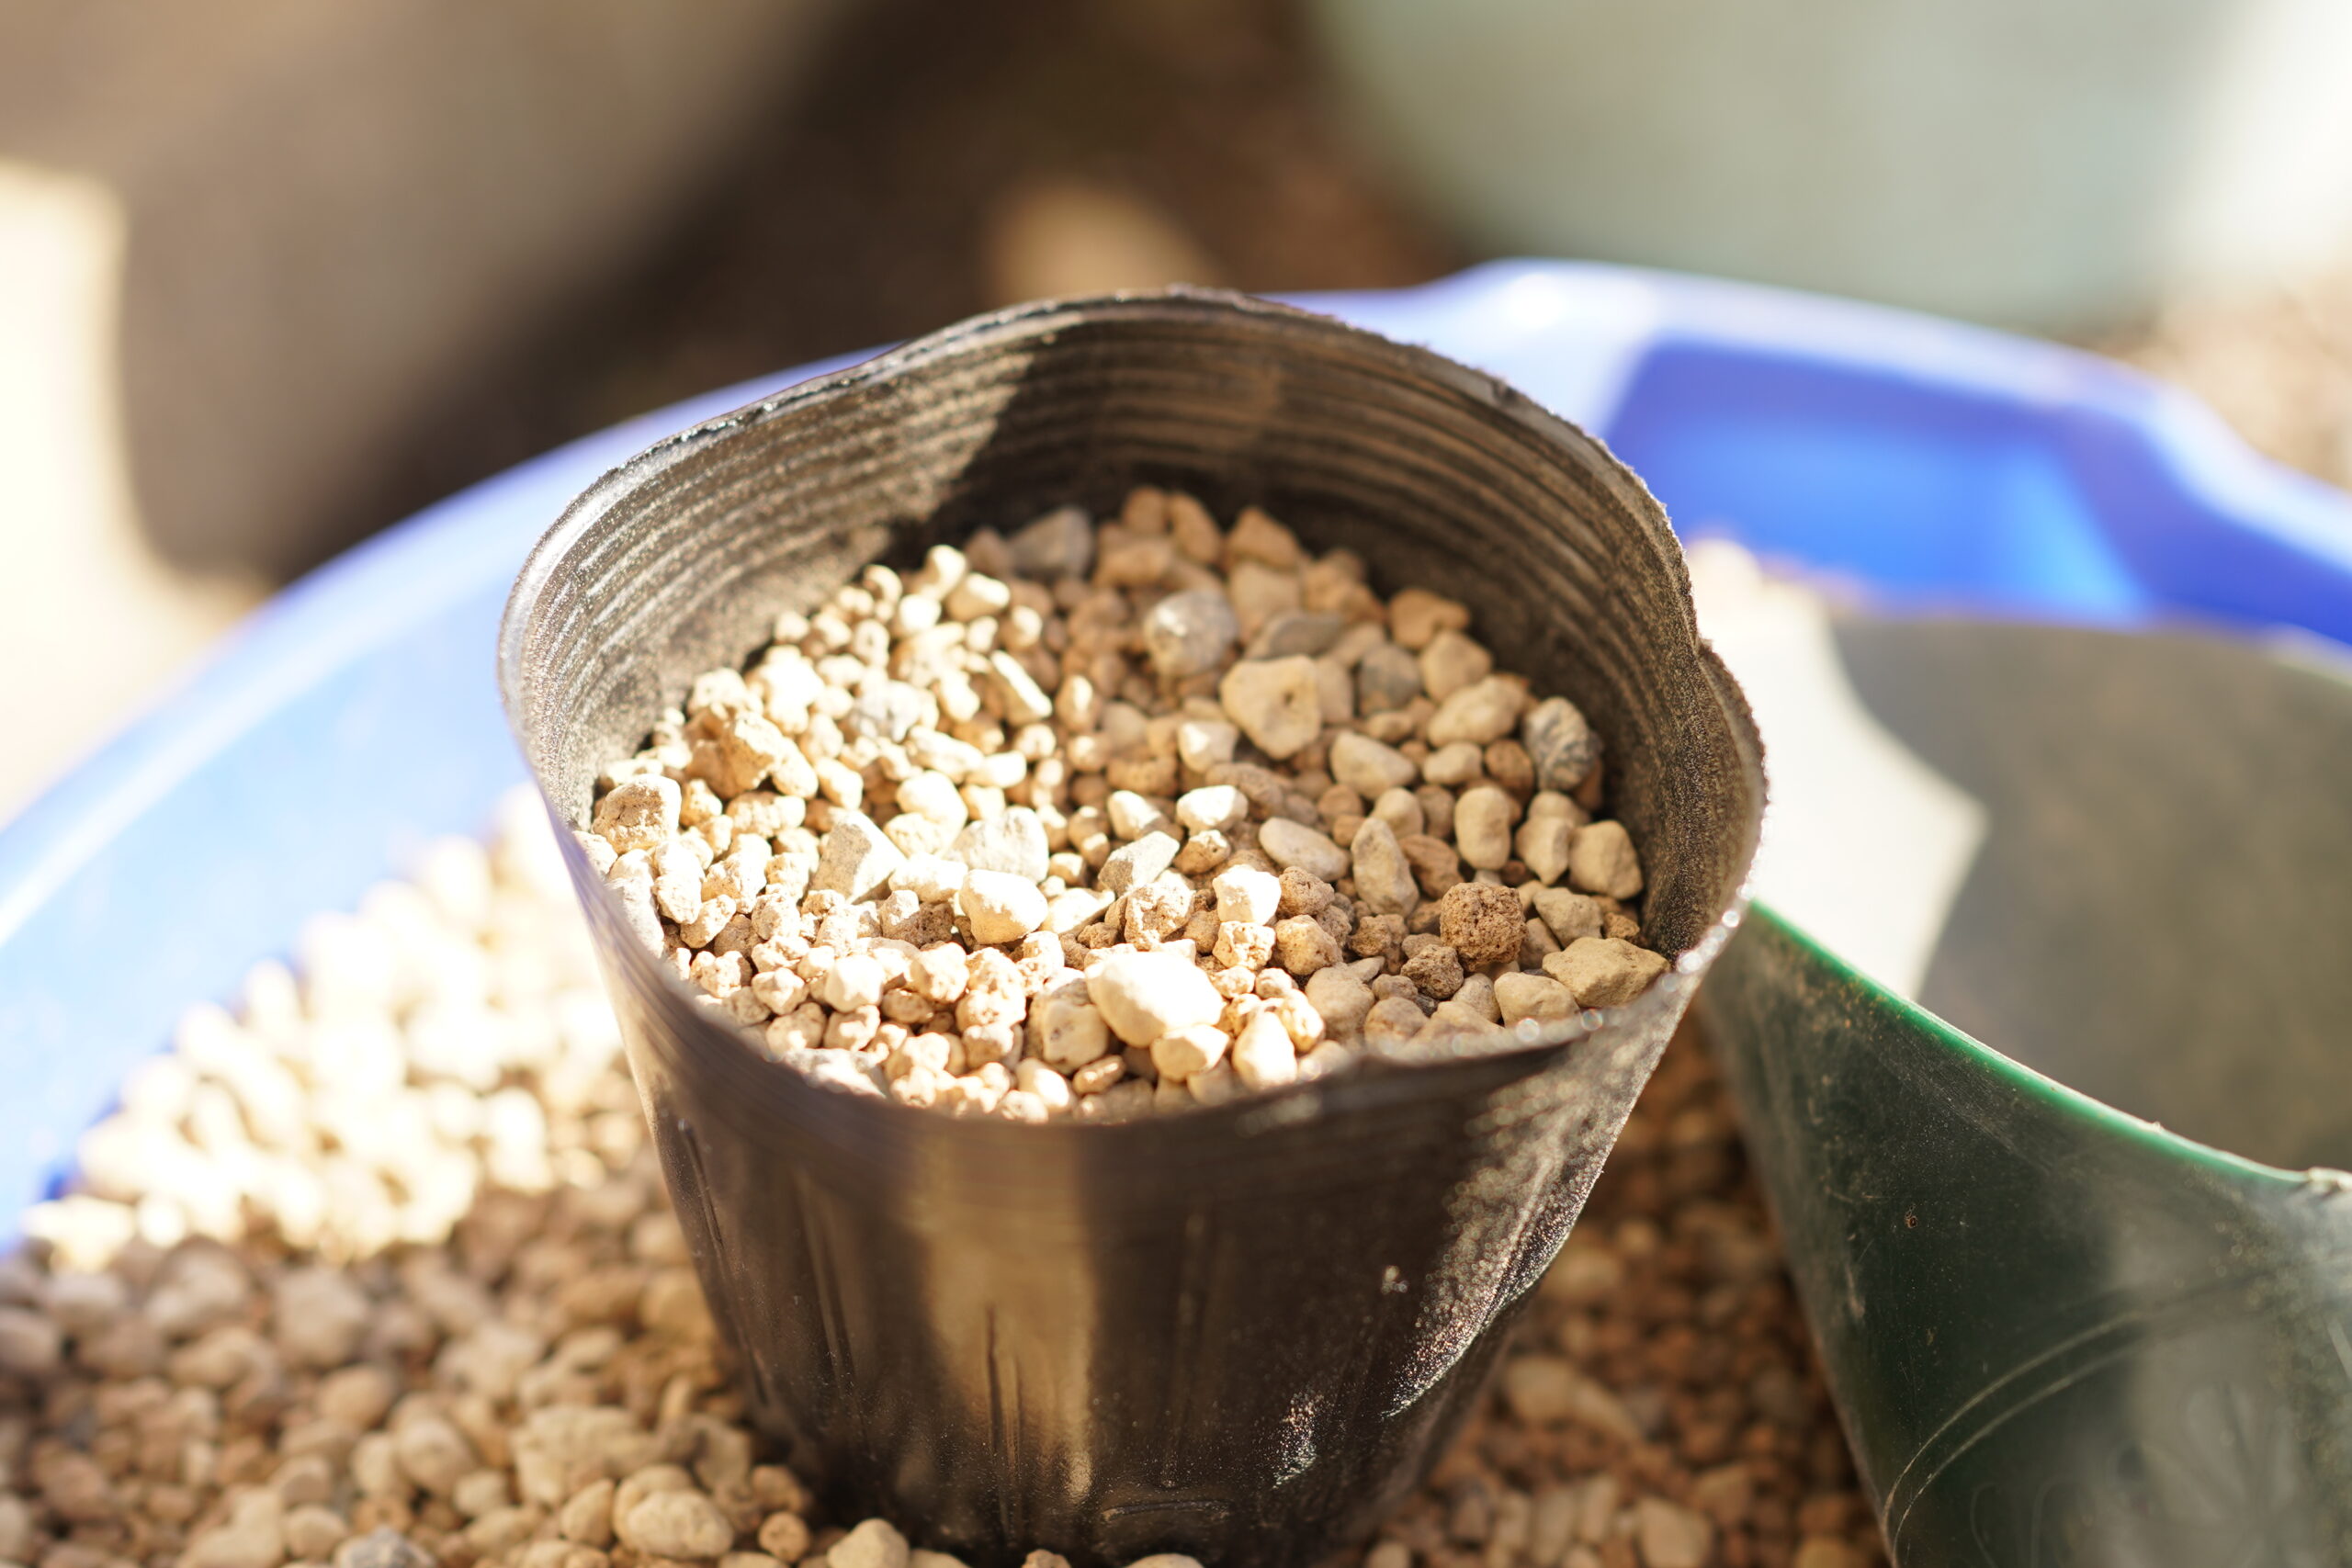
1695, 612, 2352, 1563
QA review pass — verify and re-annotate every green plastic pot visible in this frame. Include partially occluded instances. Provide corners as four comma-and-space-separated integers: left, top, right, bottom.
1698, 616, 2352, 1562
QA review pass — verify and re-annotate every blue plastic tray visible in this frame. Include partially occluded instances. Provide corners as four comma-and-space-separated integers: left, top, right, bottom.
6, 259, 2350, 1235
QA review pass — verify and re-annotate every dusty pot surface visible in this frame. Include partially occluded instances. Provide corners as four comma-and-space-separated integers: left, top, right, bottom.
500, 288, 1763, 1568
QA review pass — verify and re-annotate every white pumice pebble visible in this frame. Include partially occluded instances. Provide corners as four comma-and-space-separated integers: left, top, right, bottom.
959, 870, 1049, 945
1228, 1009, 1300, 1091
577, 491, 1664, 1118
1150, 1024, 1230, 1084
1211, 864, 1283, 927
1088, 950, 1225, 1046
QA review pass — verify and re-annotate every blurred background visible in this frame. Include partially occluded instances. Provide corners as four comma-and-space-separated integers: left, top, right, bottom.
6, 0, 2352, 819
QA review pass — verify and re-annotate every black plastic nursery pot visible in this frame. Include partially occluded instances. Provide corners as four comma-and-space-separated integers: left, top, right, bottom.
501, 289, 1765, 1568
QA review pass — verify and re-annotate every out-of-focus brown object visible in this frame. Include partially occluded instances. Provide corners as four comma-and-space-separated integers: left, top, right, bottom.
578, 0, 1458, 445
0, 0, 843, 577
2115, 273, 2352, 490
981, 177, 1223, 305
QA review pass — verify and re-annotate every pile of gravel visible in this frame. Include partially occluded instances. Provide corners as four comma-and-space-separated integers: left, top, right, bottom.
586, 491, 1670, 1121
1, 798, 1883, 1568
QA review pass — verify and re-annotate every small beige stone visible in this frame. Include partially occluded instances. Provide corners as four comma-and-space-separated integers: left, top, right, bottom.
1035, 985, 1113, 1069
819, 953, 888, 1012
1349, 818, 1419, 916
1494, 972, 1577, 1028
0, 1306, 62, 1376
987, 651, 1054, 725
452, 1469, 513, 1518
1503, 1355, 1641, 1440
891, 853, 967, 907
624, 1489, 735, 1560
1258, 818, 1350, 882
1098, 831, 1180, 897
1227, 504, 1304, 569
896, 772, 969, 831
831, 1518, 911, 1568
1150, 1024, 1230, 1084
283, 1504, 349, 1561
1328, 731, 1417, 799
393, 1415, 477, 1496
1225, 559, 1302, 638
1229, 1010, 1298, 1090
1453, 971, 1500, 1022
317, 1363, 399, 1430
1272, 915, 1343, 976
1368, 786, 1423, 839
1175, 718, 1239, 773
1013, 1057, 1074, 1114
1420, 740, 1484, 788
1427, 674, 1530, 749
1141, 589, 1238, 678
1453, 786, 1517, 871
812, 811, 907, 902
908, 943, 971, 1004
1515, 816, 1575, 886
757, 1513, 812, 1562
1544, 937, 1669, 1009
594, 777, 682, 854
560, 1479, 616, 1546
1567, 820, 1644, 899
1417, 628, 1492, 701
1532, 886, 1602, 947
693, 709, 795, 798
945, 570, 1012, 621
1634, 1498, 1713, 1568
1304, 964, 1374, 1035
1387, 588, 1469, 650
184, 1489, 285, 1568
271, 1265, 370, 1368
1217, 656, 1324, 760
1209, 921, 1271, 972
1104, 789, 1170, 840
